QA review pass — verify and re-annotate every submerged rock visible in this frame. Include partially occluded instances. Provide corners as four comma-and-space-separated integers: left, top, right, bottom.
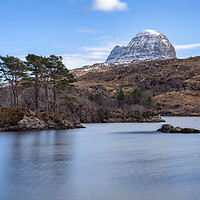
157, 124, 200, 133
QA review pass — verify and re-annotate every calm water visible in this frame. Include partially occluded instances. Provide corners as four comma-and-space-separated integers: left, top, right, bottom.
1, 117, 200, 200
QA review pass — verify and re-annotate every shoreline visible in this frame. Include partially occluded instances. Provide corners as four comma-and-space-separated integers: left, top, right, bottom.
1, 112, 200, 133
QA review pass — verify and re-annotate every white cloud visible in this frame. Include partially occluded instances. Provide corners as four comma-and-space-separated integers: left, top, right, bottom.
62, 45, 112, 69
79, 46, 112, 52
62, 53, 105, 69
5, 48, 24, 53
175, 43, 200, 50
91, 0, 128, 12
61, 41, 127, 69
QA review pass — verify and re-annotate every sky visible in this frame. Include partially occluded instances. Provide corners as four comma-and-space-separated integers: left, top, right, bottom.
1, 0, 200, 69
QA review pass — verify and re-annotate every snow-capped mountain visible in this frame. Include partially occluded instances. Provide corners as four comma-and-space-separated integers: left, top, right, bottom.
106, 29, 176, 63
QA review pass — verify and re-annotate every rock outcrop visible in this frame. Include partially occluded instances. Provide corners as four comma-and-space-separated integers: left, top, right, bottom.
0, 108, 83, 132
18, 116, 46, 131
103, 114, 165, 123
106, 29, 176, 63
157, 124, 200, 133
105, 45, 126, 63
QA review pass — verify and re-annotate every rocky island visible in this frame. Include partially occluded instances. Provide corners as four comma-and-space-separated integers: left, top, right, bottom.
0, 108, 83, 132
157, 124, 200, 133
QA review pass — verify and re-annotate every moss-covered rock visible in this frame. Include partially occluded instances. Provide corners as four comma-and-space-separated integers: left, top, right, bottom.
157, 124, 200, 133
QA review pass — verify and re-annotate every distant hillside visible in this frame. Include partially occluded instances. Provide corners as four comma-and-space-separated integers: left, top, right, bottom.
73, 56, 200, 116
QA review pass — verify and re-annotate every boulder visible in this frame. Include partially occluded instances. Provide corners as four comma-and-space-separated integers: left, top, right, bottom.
18, 115, 46, 131
157, 124, 200, 133
141, 115, 165, 122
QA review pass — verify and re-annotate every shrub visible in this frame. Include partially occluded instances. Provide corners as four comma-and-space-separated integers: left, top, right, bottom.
88, 93, 104, 106
117, 88, 154, 106
117, 89, 126, 102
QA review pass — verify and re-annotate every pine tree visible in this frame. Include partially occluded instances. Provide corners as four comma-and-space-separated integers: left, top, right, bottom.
46, 55, 76, 113
117, 89, 126, 102
132, 88, 143, 104
0, 55, 27, 107
25, 54, 44, 112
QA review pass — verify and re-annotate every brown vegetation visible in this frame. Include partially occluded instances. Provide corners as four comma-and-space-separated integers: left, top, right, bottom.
72, 56, 200, 116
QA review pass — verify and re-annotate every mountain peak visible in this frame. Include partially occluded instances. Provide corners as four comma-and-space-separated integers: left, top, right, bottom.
137, 29, 161, 36
106, 30, 176, 63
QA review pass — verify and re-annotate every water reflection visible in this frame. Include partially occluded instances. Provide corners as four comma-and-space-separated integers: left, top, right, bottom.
1, 131, 74, 200
0, 117, 200, 200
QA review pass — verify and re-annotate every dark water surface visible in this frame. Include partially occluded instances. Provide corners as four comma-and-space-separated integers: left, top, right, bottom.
1, 117, 200, 200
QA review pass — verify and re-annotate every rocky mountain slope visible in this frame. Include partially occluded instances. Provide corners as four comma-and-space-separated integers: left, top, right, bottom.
73, 56, 200, 116
106, 29, 176, 63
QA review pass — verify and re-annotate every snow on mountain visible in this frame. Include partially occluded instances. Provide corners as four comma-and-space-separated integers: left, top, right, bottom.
106, 29, 176, 63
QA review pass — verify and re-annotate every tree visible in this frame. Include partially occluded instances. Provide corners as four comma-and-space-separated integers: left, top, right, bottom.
46, 55, 76, 113
131, 88, 143, 104
24, 54, 75, 114
141, 90, 154, 106
89, 93, 104, 106
117, 89, 125, 102
0, 55, 27, 107
125, 88, 154, 106
39, 56, 51, 112
25, 54, 44, 112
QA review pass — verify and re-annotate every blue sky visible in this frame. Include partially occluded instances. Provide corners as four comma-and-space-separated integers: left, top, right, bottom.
1, 0, 200, 69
